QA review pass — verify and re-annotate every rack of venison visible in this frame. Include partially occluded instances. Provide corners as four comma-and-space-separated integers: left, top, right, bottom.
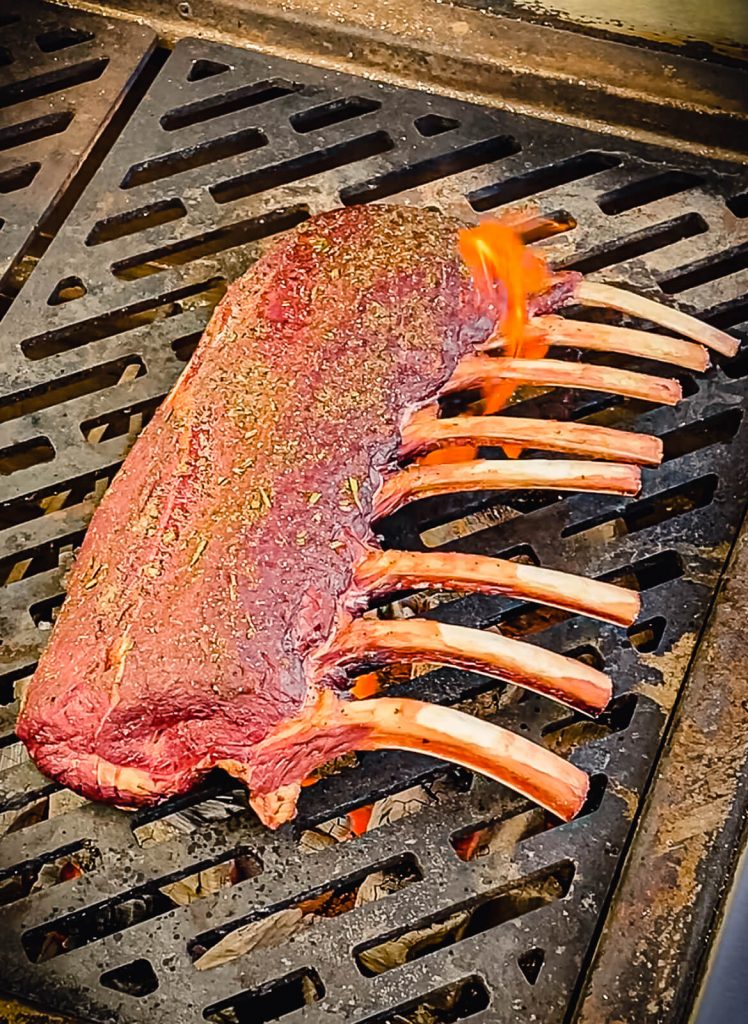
16, 205, 738, 828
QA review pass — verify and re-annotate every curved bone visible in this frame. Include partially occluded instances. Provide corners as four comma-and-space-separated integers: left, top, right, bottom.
374, 458, 641, 519
444, 355, 682, 405
575, 281, 739, 358
246, 692, 590, 823
323, 617, 612, 715
525, 315, 710, 371
400, 405, 662, 466
353, 549, 640, 627
334, 697, 589, 820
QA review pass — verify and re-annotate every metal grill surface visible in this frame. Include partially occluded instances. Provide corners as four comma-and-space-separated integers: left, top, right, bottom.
0, 0, 155, 302
0, 22, 747, 1024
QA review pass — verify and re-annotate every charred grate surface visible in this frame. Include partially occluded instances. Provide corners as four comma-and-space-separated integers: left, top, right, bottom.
0, 30, 747, 1024
0, 1, 155, 310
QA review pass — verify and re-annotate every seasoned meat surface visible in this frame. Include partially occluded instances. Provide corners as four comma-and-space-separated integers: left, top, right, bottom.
17, 205, 493, 803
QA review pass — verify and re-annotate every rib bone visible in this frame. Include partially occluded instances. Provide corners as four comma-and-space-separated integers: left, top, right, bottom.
353, 548, 640, 626
527, 315, 710, 371
400, 405, 662, 465
249, 692, 591, 822
374, 458, 641, 519
575, 281, 739, 358
445, 355, 682, 405
323, 617, 612, 715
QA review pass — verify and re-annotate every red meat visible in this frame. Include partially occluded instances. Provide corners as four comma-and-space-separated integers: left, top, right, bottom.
17, 205, 731, 828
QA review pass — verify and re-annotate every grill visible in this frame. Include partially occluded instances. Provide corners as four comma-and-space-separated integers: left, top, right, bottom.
0, 3, 746, 1022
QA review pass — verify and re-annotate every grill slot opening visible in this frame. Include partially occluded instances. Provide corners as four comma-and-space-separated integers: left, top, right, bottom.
727, 192, 748, 218
704, 295, 748, 331
110, 206, 309, 279
340, 135, 520, 206
80, 395, 165, 446
603, 549, 684, 591
203, 967, 324, 1023
0, 356, 147, 425
36, 27, 94, 52
0, 841, 100, 908
299, 770, 469, 852
0, 466, 119, 531
290, 96, 381, 133
47, 275, 87, 305
100, 958, 159, 997
0, 162, 41, 193
0, 664, 37, 706
657, 242, 748, 294
355, 976, 490, 1023
0, 789, 89, 841
563, 477, 718, 539
188, 854, 422, 971
162, 79, 302, 130
541, 696, 638, 757
661, 407, 742, 461
521, 209, 576, 242
172, 330, 204, 361
414, 113, 460, 137
86, 199, 187, 245
211, 131, 395, 204
449, 777, 608, 863
0, 528, 86, 588
132, 789, 246, 848
29, 592, 65, 627
628, 616, 667, 653
0, 437, 55, 477
354, 860, 575, 976
518, 948, 545, 985
0, 111, 74, 153
187, 58, 230, 82
21, 847, 263, 963
21, 277, 225, 359
0, 776, 60, 817
0, 59, 109, 111
468, 151, 621, 211
558, 213, 709, 276
597, 171, 703, 215
122, 127, 269, 189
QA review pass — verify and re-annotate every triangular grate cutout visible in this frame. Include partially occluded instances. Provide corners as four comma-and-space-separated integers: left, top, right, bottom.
414, 112, 460, 137
518, 947, 545, 985
47, 275, 87, 305
187, 58, 230, 81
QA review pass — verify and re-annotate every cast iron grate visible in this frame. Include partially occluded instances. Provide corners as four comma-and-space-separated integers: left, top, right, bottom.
0, 24, 747, 1024
0, 0, 155, 310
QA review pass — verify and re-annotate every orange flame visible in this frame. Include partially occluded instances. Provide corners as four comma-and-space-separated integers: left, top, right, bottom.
460, 216, 551, 421
421, 215, 553, 465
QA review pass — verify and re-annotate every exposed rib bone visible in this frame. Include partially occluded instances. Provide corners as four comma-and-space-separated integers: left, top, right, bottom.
445, 356, 682, 406
247, 691, 590, 822
575, 281, 739, 358
337, 697, 589, 821
400, 405, 662, 466
324, 617, 612, 715
527, 315, 710, 371
374, 458, 641, 519
353, 549, 640, 627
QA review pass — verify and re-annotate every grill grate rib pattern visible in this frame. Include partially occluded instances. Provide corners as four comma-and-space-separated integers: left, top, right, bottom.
0, 1, 155, 305
0, 23, 746, 1024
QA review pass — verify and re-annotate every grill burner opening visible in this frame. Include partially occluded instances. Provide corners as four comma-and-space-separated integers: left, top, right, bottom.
0, 3, 746, 1022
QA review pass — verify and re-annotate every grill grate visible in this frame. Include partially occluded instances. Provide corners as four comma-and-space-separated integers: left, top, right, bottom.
0, 20, 747, 1024
0, 1, 155, 309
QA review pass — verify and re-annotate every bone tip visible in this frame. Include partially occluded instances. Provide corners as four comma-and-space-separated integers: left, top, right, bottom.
719, 333, 741, 359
